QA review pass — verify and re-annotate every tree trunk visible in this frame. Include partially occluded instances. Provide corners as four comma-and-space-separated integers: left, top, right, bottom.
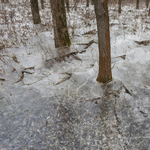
91, 0, 94, 5
65, 0, 70, 12
148, 3, 150, 15
1, 0, 9, 3
86, 0, 89, 7
0, 0, 2, 10
118, 0, 121, 13
74, 0, 77, 11
50, 0, 71, 48
136, 0, 139, 9
146, 0, 149, 8
93, 0, 112, 83
30, 0, 41, 24
41, 0, 44, 9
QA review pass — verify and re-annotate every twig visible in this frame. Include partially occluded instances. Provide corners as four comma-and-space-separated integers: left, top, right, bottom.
123, 85, 134, 98
112, 54, 126, 60
0, 78, 5, 81
87, 97, 101, 102
14, 71, 24, 83
55, 73, 72, 85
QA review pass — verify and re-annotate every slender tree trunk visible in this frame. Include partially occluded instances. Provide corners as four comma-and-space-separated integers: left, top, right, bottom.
93, 0, 112, 83
146, 0, 149, 8
41, 0, 44, 9
86, 0, 89, 7
1, 0, 9, 3
74, 0, 77, 11
91, 0, 94, 5
0, 0, 2, 10
65, 0, 70, 12
118, 0, 121, 13
136, 0, 139, 9
30, 0, 41, 24
50, 0, 71, 48
148, 3, 150, 15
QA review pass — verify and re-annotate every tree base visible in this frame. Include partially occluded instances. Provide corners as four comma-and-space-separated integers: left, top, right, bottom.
96, 76, 112, 84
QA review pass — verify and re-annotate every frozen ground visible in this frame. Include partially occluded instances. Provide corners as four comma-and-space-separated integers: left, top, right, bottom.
1, 1, 150, 149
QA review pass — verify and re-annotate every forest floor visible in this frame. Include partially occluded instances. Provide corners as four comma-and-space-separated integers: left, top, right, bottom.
1, 1, 150, 149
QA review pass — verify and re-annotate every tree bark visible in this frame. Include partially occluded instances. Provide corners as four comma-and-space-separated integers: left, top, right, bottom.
118, 0, 121, 13
50, 0, 71, 48
136, 0, 139, 9
93, 0, 112, 83
146, 0, 149, 8
41, 0, 44, 9
30, 0, 41, 24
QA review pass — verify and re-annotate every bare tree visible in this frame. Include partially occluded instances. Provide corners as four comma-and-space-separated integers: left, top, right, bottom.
65, 0, 70, 12
74, 0, 80, 11
93, 0, 112, 83
148, 3, 150, 15
1, 0, 9, 3
86, 0, 89, 7
50, 0, 71, 48
136, 0, 139, 9
118, 0, 121, 13
0, 0, 2, 10
41, 0, 44, 9
30, 0, 41, 24
146, 0, 149, 8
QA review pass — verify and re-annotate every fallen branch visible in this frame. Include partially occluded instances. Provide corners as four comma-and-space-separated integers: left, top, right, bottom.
72, 54, 82, 61
55, 73, 72, 85
82, 29, 97, 35
22, 70, 34, 74
87, 97, 101, 102
112, 54, 126, 60
0, 78, 5, 81
123, 85, 134, 98
76, 40, 98, 49
23, 78, 42, 85
46, 50, 86, 63
14, 67, 35, 84
134, 40, 150, 46
24, 66, 35, 70
14, 72, 24, 83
